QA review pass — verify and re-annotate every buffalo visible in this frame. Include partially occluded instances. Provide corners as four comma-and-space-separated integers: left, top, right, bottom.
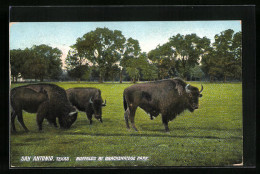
123, 78, 203, 132
11, 87, 49, 132
66, 87, 106, 124
19, 84, 78, 131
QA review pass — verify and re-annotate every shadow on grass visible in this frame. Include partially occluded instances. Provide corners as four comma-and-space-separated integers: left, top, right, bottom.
69, 132, 242, 140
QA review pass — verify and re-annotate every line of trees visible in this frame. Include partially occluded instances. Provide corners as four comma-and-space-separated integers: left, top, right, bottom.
10, 28, 241, 83
10, 45, 63, 82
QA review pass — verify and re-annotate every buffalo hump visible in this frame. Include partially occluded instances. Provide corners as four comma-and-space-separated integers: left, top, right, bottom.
123, 78, 203, 132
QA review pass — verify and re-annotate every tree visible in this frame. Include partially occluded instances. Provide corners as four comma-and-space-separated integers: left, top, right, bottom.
201, 30, 242, 82
190, 65, 204, 81
141, 63, 158, 81
212, 29, 242, 82
22, 54, 47, 81
73, 27, 126, 83
120, 37, 142, 83
169, 34, 211, 79
10, 45, 63, 82
126, 66, 140, 83
148, 43, 175, 79
10, 49, 26, 82
67, 65, 89, 82
31, 44, 63, 80
65, 48, 90, 82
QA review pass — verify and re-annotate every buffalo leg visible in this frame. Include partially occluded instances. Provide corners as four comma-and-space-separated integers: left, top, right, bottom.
53, 119, 58, 128
124, 108, 130, 129
86, 112, 93, 125
36, 112, 45, 131
162, 116, 169, 132
11, 111, 17, 132
16, 110, 29, 132
47, 118, 58, 128
129, 106, 138, 131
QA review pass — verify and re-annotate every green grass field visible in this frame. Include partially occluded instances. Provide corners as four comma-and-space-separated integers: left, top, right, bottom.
10, 81, 242, 167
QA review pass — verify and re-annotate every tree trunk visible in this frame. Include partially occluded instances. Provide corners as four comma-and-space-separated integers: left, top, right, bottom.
224, 75, 226, 83
133, 78, 136, 83
99, 75, 103, 83
120, 71, 122, 83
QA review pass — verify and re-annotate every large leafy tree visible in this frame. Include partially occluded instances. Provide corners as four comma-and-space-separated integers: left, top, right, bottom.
120, 37, 142, 83
22, 53, 47, 81
169, 34, 211, 79
10, 48, 47, 81
31, 44, 63, 80
148, 43, 175, 79
140, 54, 158, 81
201, 29, 242, 82
73, 27, 126, 82
10, 45, 63, 82
10, 49, 27, 82
190, 64, 204, 81
65, 48, 90, 81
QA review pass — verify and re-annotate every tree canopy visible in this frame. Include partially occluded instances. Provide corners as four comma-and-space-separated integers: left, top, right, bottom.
71, 27, 126, 82
10, 28, 242, 83
10, 44, 63, 82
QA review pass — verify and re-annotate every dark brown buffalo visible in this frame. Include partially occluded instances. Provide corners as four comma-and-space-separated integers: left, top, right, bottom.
22, 84, 78, 131
11, 87, 49, 132
123, 78, 203, 132
66, 87, 106, 124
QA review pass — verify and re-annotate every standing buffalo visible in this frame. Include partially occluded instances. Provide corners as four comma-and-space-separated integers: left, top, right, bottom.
123, 78, 203, 132
18, 84, 78, 131
11, 87, 49, 132
66, 87, 106, 124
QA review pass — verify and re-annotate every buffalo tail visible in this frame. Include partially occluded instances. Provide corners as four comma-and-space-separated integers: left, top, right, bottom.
123, 93, 127, 111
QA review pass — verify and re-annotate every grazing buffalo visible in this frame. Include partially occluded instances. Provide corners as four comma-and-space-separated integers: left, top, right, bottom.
123, 78, 203, 132
11, 87, 49, 132
66, 87, 106, 124
22, 84, 78, 131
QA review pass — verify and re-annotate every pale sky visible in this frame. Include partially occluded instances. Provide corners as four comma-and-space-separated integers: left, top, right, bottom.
9, 21, 241, 68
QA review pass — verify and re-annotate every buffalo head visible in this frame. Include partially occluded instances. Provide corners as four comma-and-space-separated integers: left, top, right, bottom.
185, 84, 203, 112
89, 97, 106, 123
60, 107, 78, 129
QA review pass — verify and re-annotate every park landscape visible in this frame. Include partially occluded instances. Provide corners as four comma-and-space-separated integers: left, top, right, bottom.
10, 21, 242, 167
10, 81, 242, 167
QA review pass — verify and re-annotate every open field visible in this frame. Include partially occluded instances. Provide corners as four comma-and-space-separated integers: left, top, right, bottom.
10, 81, 242, 167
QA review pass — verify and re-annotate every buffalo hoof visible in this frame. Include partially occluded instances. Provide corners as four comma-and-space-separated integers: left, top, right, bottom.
165, 128, 170, 133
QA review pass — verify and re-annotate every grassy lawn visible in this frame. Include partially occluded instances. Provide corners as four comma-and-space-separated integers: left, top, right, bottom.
10, 81, 242, 167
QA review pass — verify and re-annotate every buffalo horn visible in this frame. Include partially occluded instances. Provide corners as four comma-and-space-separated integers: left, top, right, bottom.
69, 111, 77, 116
200, 85, 204, 93
185, 84, 191, 93
102, 100, 106, 106
89, 97, 93, 104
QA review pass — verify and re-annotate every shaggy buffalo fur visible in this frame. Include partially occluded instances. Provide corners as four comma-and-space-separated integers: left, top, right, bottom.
66, 87, 106, 124
11, 87, 49, 132
21, 83, 78, 131
123, 78, 203, 132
